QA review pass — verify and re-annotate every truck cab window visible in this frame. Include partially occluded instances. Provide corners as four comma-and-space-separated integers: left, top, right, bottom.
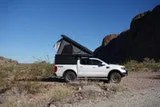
80, 59, 102, 65
91, 60, 102, 65
80, 59, 90, 65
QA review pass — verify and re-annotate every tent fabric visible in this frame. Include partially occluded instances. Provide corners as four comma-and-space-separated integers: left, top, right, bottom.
55, 35, 93, 56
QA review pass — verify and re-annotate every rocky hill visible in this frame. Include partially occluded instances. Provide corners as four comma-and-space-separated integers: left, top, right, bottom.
0, 56, 18, 65
102, 34, 118, 46
94, 5, 160, 64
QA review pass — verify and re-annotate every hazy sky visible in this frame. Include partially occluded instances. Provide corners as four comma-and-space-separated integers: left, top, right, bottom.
0, 0, 159, 63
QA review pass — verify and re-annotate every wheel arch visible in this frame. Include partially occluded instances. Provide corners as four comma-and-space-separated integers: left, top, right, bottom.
108, 69, 122, 78
63, 69, 77, 78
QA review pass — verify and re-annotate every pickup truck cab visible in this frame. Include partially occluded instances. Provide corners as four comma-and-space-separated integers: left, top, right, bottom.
54, 57, 127, 83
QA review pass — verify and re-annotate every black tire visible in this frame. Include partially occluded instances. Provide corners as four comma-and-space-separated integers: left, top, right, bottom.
64, 71, 77, 82
109, 72, 121, 83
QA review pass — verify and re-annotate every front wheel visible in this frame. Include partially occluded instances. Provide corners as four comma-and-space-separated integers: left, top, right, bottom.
109, 72, 121, 83
64, 71, 77, 82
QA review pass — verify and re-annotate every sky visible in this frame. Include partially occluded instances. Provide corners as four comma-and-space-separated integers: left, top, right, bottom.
0, 0, 159, 63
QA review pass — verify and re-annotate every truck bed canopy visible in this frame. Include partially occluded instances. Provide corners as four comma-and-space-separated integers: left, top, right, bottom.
54, 35, 93, 64
54, 35, 93, 56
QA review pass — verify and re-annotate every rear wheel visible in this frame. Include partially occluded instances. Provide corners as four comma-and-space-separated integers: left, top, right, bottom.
109, 72, 121, 83
64, 71, 77, 82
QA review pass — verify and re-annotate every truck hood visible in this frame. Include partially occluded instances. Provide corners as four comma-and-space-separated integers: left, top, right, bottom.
108, 64, 124, 68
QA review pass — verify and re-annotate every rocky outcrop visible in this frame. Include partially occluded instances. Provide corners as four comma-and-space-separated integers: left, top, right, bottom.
0, 56, 18, 65
102, 34, 118, 46
94, 5, 160, 64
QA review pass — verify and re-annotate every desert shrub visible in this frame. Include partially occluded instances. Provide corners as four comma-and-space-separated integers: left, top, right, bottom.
12, 64, 33, 81
142, 58, 160, 71
24, 82, 42, 94
0, 70, 14, 93
49, 85, 73, 102
31, 62, 53, 77
13, 63, 54, 81
28, 62, 54, 80
0, 70, 6, 83
0, 62, 54, 94
124, 58, 160, 72
99, 84, 128, 93
0, 71, 6, 92
1, 82, 45, 107
124, 60, 144, 72
0, 64, 15, 72
13, 81, 42, 95
0, 64, 16, 93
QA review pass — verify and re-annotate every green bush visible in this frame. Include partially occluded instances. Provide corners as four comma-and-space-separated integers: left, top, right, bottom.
124, 58, 160, 72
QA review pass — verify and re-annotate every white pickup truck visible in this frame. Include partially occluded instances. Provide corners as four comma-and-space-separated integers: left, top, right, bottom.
54, 57, 127, 83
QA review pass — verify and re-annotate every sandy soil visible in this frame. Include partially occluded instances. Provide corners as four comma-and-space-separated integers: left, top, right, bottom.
94, 72, 160, 107
69, 71, 160, 107
1, 71, 159, 107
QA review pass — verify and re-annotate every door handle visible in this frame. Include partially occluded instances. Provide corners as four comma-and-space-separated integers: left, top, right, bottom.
106, 66, 110, 69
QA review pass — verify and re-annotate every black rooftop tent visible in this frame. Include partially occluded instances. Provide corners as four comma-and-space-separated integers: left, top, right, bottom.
54, 35, 93, 64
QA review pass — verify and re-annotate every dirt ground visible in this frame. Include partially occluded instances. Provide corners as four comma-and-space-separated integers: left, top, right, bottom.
121, 72, 160, 90
1, 71, 160, 107
65, 71, 160, 107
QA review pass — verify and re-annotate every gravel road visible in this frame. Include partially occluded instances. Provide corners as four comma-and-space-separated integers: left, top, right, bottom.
72, 72, 160, 107
94, 85, 160, 107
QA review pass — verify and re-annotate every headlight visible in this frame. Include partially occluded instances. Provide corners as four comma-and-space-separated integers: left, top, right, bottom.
121, 67, 125, 70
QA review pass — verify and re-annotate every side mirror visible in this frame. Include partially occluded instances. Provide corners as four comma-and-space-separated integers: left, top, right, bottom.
102, 62, 106, 65
98, 63, 105, 66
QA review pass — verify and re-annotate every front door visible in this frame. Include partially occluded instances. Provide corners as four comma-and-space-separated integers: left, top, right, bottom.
78, 59, 107, 77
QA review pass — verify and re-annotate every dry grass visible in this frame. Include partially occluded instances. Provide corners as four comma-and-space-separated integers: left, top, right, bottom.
0, 62, 54, 94
0, 61, 55, 107
1, 83, 73, 107
48, 85, 73, 103
0, 60, 73, 107
99, 83, 128, 93
13, 62, 54, 81
13, 81, 42, 94
0, 62, 54, 80
0, 65, 15, 94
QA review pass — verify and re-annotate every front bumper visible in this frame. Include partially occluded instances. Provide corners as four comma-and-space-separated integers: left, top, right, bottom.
121, 70, 128, 77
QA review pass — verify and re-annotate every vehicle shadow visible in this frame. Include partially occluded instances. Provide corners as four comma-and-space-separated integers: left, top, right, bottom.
41, 76, 66, 83
40, 77, 109, 83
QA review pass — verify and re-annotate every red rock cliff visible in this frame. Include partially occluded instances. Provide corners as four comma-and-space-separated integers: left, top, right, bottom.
94, 5, 160, 63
